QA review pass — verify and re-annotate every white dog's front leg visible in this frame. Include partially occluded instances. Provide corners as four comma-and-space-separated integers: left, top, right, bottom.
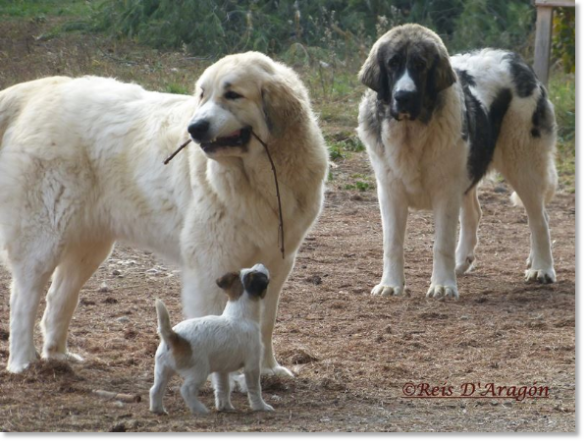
181, 267, 227, 319
260, 257, 295, 378
427, 194, 461, 299
371, 180, 409, 296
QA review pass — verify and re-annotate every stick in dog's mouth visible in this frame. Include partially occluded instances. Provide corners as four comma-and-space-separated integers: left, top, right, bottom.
200, 126, 252, 152
163, 129, 285, 260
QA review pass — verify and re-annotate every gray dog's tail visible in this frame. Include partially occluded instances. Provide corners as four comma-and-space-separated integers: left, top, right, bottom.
155, 299, 178, 349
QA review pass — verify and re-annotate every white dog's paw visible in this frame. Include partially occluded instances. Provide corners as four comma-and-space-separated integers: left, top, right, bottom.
253, 402, 274, 412
7, 350, 39, 374
42, 350, 84, 363
455, 256, 475, 276
426, 283, 459, 300
262, 364, 294, 378
150, 407, 168, 416
371, 283, 404, 296
525, 268, 556, 284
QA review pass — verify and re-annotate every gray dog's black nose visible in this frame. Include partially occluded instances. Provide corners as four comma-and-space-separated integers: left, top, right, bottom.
394, 90, 415, 105
188, 120, 210, 140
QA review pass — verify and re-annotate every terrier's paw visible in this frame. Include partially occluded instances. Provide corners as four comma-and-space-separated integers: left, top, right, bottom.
150, 407, 168, 416
371, 283, 404, 297
426, 283, 459, 300
216, 403, 236, 413
525, 268, 556, 284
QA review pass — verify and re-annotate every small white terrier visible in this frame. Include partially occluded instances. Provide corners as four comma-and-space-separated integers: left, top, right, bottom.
149, 264, 274, 415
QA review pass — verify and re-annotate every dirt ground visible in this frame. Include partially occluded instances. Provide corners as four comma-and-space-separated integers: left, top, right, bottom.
0, 18, 576, 433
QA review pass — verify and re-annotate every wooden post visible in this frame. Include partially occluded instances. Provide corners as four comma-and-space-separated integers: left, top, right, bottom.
533, 0, 575, 86
533, 5, 554, 85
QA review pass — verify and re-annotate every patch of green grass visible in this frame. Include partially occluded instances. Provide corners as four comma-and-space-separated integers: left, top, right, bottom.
344, 180, 374, 192
328, 144, 345, 161
548, 71, 575, 190
0, 0, 93, 20
163, 82, 190, 95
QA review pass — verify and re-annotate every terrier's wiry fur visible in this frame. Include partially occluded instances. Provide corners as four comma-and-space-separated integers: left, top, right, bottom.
149, 264, 273, 415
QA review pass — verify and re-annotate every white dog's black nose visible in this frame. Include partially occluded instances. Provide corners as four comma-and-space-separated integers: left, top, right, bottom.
188, 120, 210, 140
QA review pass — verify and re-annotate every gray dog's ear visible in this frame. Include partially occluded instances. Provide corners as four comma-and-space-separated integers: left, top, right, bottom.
432, 47, 456, 93
216, 272, 244, 301
262, 79, 303, 138
359, 43, 390, 102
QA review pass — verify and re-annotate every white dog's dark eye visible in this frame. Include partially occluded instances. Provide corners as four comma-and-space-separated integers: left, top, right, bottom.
224, 91, 243, 100
200, 90, 204, 99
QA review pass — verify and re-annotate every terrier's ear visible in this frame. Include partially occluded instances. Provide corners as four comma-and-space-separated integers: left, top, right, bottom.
243, 271, 270, 299
216, 272, 244, 301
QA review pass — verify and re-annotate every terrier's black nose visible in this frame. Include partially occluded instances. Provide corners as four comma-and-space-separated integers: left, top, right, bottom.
188, 120, 210, 140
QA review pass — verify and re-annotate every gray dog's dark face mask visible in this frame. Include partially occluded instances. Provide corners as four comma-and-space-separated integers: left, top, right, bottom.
359, 33, 456, 123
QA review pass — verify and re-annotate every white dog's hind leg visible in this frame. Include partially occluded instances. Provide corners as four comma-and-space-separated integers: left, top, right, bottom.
40, 241, 114, 362
456, 186, 481, 275
7, 253, 59, 373
371, 181, 409, 296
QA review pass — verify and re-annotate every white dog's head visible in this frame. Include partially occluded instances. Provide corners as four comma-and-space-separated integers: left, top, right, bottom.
187, 52, 306, 159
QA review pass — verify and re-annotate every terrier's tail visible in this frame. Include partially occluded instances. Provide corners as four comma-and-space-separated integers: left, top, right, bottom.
155, 299, 179, 349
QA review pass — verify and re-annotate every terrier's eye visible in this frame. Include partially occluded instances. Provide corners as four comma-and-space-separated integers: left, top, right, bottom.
200, 90, 204, 99
224, 91, 243, 100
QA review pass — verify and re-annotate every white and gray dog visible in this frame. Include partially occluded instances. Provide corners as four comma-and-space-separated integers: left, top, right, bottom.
358, 24, 557, 299
149, 264, 274, 415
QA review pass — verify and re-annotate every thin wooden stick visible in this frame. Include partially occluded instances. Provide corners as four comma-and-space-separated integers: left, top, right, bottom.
251, 130, 285, 260
163, 139, 192, 165
162, 132, 285, 259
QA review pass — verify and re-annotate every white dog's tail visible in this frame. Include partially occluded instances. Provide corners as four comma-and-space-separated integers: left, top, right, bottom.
155, 299, 178, 349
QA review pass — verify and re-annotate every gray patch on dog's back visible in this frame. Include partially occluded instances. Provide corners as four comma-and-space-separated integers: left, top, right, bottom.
531, 85, 555, 138
505, 52, 537, 98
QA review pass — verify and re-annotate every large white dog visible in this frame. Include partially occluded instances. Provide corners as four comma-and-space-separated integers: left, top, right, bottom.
0, 52, 329, 374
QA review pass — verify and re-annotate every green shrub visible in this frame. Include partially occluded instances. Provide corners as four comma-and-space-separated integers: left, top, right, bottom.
93, 0, 536, 57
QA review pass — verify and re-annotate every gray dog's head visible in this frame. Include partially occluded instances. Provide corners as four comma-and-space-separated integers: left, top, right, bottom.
359, 24, 456, 122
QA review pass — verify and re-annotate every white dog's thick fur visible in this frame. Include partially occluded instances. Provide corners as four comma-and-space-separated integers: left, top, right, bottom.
0, 52, 329, 373
358, 25, 557, 299
150, 264, 273, 415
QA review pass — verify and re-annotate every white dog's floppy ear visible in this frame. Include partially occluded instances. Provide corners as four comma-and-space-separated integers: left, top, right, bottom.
216, 272, 244, 301
243, 271, 269, 299
359, 42, 390, 102
432, 46, 456, 93
262, 79, 303, 138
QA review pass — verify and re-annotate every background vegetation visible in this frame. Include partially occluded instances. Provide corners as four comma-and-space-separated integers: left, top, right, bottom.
0, 0, 575, 192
